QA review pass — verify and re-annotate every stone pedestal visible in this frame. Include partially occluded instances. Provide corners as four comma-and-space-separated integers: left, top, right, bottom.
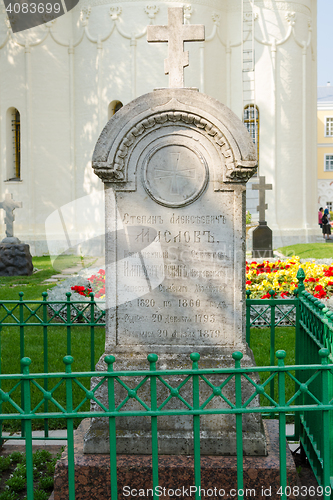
84, 348, 266, 456
54, 419, 299, 500
252, 223, 273, 258
0, 242, 33, 276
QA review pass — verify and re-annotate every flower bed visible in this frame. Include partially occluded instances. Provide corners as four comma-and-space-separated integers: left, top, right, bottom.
246, 257, 333, 327
246, 257, 333, 299
71, 268, 105, 299
47, 271, 105, 324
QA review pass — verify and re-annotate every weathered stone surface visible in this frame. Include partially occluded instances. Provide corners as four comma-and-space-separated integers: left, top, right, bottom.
0, 243, 33, 276
92, 88, 257, 185
84, 85, 264, 455
84, 349, 266, 456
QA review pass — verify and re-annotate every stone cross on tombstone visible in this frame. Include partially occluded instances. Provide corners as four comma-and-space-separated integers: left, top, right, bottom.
0, 193, 22, 239
147, 7, 205, 88
252, 176, 272, 223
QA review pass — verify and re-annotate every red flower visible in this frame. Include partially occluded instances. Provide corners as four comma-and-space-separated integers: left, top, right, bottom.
324, 267, 333, 277
95, 285, 106, 298
261, 292, 276, 299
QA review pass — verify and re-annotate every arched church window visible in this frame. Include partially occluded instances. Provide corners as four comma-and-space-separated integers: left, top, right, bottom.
108, 100, 123, 120
243, 104, 259, 170
6, 107, 21, 180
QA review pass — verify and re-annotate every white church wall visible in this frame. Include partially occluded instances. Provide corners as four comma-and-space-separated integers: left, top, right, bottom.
0, 0, 319, 256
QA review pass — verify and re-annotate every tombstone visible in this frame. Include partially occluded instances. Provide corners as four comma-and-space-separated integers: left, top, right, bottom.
0, 193, 33, 276
252, 176, 274, 258
82, 6, 266, 457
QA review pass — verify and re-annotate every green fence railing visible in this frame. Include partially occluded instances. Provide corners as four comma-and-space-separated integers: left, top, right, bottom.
246, 268, 333, 490
297, 290, 333, 488
1, 350, 333, 500
0, 291, 105, 371
0, 291, 105, 441
1, 267, 333, 495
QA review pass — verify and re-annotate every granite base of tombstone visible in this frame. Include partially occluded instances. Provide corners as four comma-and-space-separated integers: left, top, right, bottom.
252, 223, 273, 258
0, 237, 33, 276
54, 419, 299, 500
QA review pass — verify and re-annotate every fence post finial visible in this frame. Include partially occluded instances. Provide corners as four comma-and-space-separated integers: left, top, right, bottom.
276, 349, 286, 367
296, 267, 306, 294
232, 351, 243, 369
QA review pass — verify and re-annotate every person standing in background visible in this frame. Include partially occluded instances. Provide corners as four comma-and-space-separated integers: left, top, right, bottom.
318, 207, 324, 228
322, 208, 331, 240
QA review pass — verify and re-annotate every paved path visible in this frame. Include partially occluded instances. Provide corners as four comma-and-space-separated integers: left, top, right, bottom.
42, 256, 105, 284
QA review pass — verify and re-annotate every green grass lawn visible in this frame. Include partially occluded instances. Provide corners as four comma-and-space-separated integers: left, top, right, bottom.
0, 326, 106, 432
250, 326, 296, 407
277, 243, 333, 259
0, 255, 98, 301
0, 255, 77, 301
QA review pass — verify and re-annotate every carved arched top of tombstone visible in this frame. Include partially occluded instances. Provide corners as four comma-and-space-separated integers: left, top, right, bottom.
92, 88, 257, 188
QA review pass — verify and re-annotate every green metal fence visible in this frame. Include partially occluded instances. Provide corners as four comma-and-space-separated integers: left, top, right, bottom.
1, 350, 333, 500
1, 269, 333, 497
246, 268, 333, 491
297, 289, 333, 489
0, 291, 105, 371
0, 291, 105, 441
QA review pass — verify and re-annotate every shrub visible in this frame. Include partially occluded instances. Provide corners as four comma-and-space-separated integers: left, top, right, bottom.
33, 449, 52, 468
33, 490, 49, 500
0, 456, 11, 472
5, 475, 26, 492
39, 475, 54, 490
9, 452, 24, 464
0, 491, 19, 500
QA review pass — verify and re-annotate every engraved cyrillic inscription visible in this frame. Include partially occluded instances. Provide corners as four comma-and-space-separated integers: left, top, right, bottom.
117, 190, 236, 347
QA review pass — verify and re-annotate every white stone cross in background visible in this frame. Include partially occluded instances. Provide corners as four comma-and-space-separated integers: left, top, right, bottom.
147, 7, 205, 88
0, 193, 22, 238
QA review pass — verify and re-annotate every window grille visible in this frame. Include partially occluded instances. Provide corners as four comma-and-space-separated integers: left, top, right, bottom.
243, 104, 259, 172
325, 154, 333, 171
11, 109, 20, 179
325, 117, 333, 137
